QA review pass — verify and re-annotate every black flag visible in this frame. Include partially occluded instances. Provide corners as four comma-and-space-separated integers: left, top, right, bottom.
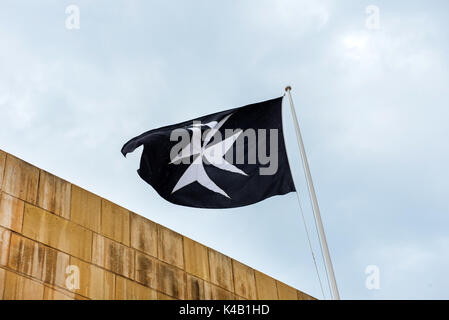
121, 97, 295, 208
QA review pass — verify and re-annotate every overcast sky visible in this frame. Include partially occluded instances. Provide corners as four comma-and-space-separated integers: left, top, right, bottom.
1, 0, 448, 299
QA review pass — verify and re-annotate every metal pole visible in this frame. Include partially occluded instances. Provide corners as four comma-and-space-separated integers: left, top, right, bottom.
285, 86, 341, 300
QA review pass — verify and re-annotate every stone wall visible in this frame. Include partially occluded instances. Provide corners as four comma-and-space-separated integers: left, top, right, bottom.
0, 149, 315, 300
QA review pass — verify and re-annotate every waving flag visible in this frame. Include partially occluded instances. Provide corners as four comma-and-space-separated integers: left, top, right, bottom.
121, 97, 295, 208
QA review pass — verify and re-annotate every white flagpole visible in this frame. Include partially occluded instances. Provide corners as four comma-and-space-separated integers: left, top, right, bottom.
285, 86, 341, 300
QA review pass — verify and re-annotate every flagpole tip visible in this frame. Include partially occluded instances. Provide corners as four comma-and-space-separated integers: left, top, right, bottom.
285, 86, 292, 92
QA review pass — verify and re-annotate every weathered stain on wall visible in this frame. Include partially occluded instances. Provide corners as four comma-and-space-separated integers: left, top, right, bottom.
0, 149, 316, 300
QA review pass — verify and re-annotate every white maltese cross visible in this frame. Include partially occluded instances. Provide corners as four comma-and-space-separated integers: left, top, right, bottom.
170, 113, 247, 198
